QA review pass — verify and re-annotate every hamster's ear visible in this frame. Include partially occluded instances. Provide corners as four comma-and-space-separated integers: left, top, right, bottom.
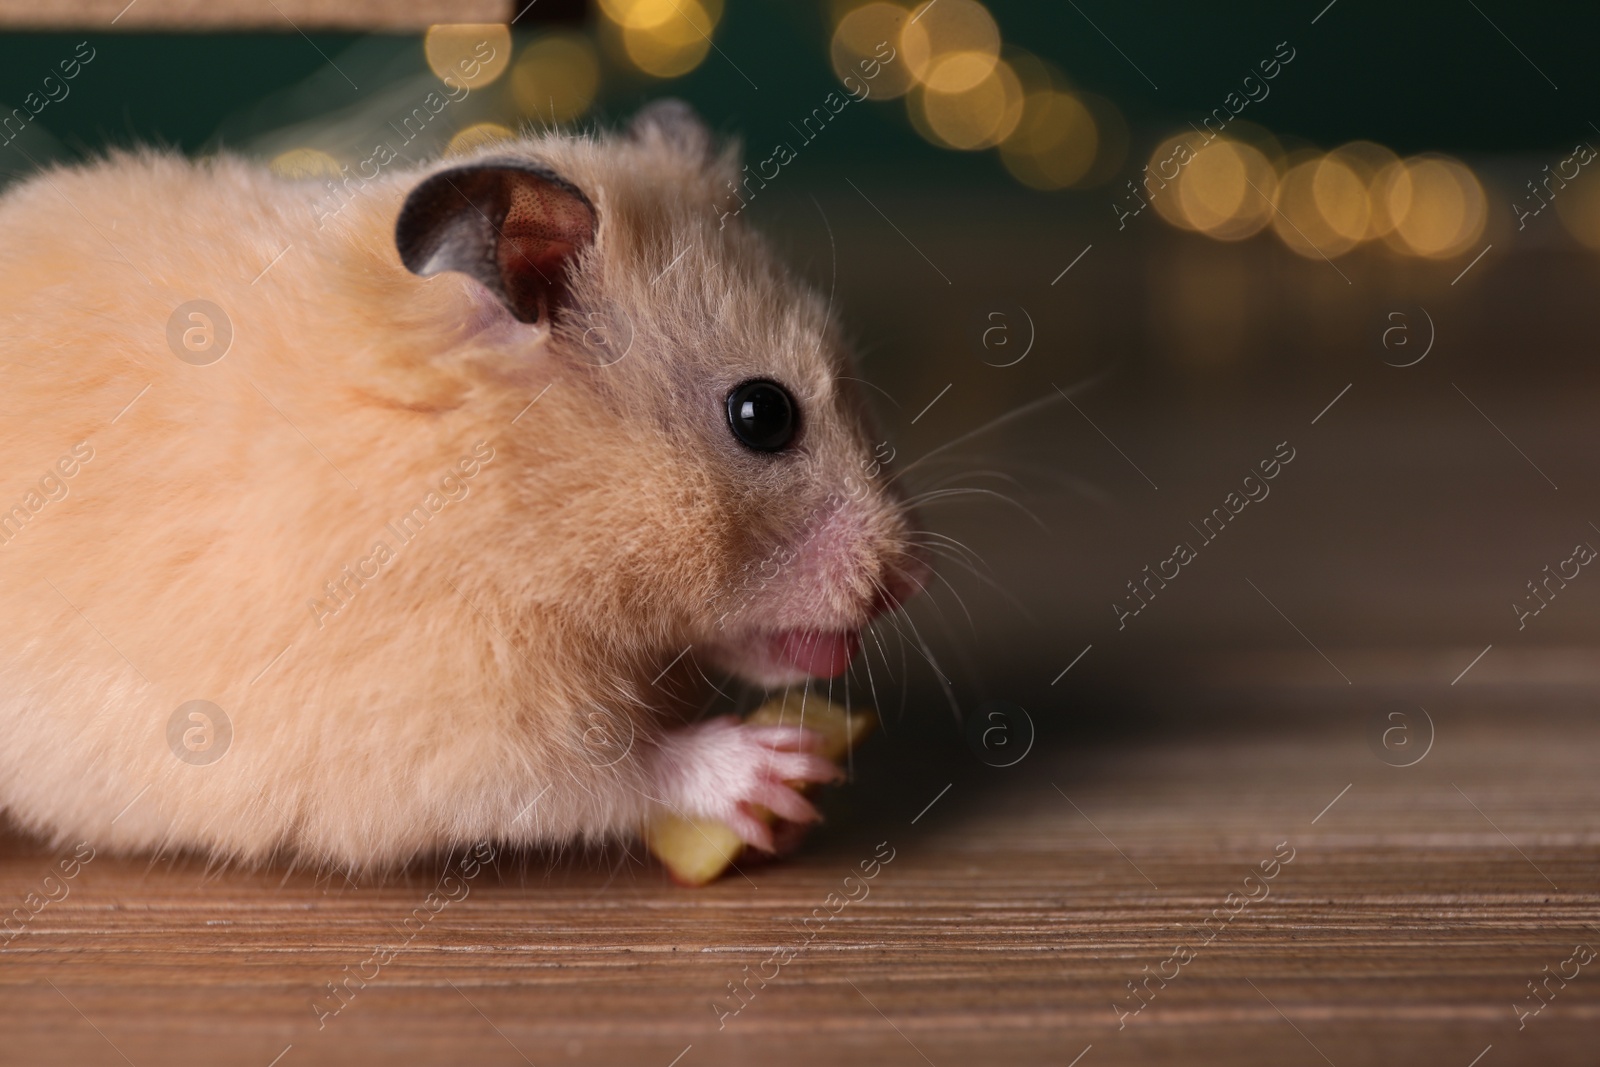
629, 98, 713, 160
395, 160, 596, 325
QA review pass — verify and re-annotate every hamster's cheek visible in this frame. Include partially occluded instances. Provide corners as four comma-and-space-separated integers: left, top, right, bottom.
691, 506, 883, 684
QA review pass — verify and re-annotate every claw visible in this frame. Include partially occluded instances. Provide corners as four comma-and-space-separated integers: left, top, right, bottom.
773, 750, 845, 786
745, 724, 827, 753
726, 805, 776, 852
755, 780, 823, 824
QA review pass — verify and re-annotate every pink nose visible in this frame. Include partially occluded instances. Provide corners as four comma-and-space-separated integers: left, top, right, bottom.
873, 549, 931, 617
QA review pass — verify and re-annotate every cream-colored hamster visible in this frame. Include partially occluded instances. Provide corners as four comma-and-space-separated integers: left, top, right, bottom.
0, 101, 925, 869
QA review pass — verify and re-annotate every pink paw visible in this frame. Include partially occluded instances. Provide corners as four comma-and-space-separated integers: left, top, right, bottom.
651, 716, 843, 852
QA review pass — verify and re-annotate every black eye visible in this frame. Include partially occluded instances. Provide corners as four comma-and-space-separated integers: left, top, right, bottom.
726, 379, 798, 453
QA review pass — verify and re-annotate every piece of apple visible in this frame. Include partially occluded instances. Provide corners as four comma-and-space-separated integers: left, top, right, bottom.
646, 693, 876, 887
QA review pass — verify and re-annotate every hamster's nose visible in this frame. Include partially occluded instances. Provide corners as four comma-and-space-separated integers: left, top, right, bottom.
872, 547, 931, 617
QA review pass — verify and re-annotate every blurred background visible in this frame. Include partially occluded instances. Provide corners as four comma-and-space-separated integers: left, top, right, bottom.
5, 0, 1599, 738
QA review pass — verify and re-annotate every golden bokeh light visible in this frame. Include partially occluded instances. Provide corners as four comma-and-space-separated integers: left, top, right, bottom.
925, 51, 995, 95
1177, 138, 1278, 241
599, 0, 722, 25
1321, 141, 1405, 240
911, 56, 1022, 150
1310, 155, 1371, 243
446, 122, 515, 156
424, 23, 513, 90
269, 147, 342, 180
1555, 176, 1600, 251
511, 34, 600, 123
624, 1, 713, 78
1135, 130, 1486, 261
1000, 90, 1097, 189
831, 2, 916, 99
1147, 134, 1201, 230
1369, 160, 1413, 242
1272, 155, 1361, 259
602, 0, 723, 79
1384, 155, 1486, 258
901, 0, 1001, 90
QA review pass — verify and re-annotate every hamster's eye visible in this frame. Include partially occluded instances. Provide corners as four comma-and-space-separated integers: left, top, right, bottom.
725, 379, 798, 453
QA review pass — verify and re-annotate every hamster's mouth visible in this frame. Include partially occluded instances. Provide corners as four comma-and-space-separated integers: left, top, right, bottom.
765, 629, 860, 679
699, 628, 862, 685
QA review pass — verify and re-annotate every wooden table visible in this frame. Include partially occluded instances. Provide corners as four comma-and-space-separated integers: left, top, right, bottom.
2, 658, 1594, 1066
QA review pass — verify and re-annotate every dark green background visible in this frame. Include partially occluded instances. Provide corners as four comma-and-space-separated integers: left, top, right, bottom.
0, 0, 1585, 187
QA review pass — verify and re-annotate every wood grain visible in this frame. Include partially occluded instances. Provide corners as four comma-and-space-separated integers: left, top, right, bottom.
2, 681, 1594, 1066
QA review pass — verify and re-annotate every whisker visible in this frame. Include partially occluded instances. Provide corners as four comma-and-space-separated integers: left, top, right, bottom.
902, 530, 1007, 601
886, 359, 1120, 489
863, 616, 903, 731
917, 544, 1034, 622
681, 648, 734, 704
901, 486, 1050, 532
913, 542, 981, 580
864, 616, 898, 686
895, 623, 910, 723
908, 531, 987, 573
928, 567, 976, 632
897, 454, 1111, 512
911, 468, 1026, 494
836, 373, 901, 408
875, 603, 960, 724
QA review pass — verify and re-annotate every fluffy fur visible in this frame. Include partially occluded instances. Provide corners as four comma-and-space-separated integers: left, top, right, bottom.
0, 106, 922, 870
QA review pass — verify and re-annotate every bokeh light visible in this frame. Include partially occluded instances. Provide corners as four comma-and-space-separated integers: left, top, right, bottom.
911, 57, 1023, 150
446, 122, 515, 156
1555, 175, 1600, 251
601, 0, 723, 79
1368, 160, 1413, 243
1148, 134, 1200, 230
511, 34, 600, 123
901, 0, 1001, 91
424, 23, 513, 89
1177, 138, 1279, 241
1000, 90, 1097, 189
1141, 130, 1491, 263
1323, 141, 1403, 240
1310, 154, 1371, 244
1272, 154, 1361, 259
1384, 155, 1486, 258
269, 147, 341, 180
830, 2, 916, 98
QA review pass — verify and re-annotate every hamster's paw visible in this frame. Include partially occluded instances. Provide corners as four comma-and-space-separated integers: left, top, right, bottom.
652, 715, 843, 851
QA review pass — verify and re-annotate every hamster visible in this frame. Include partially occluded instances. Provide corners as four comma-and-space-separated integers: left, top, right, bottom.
0, 100, 926, 870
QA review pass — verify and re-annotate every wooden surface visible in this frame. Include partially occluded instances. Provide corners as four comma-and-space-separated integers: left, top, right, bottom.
2, 671, 1595, 1066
